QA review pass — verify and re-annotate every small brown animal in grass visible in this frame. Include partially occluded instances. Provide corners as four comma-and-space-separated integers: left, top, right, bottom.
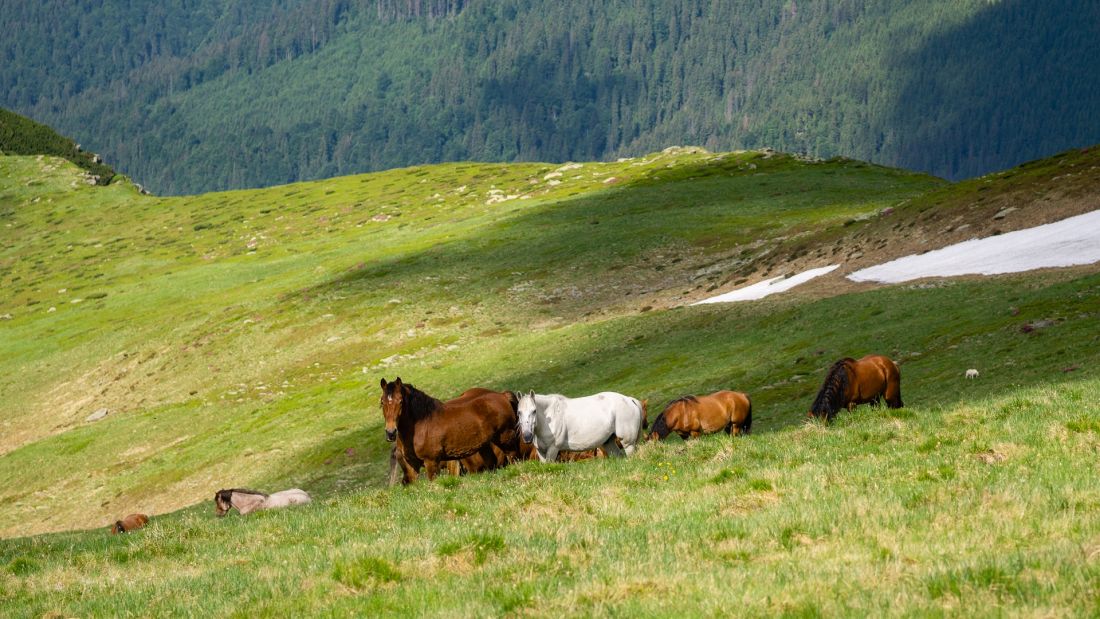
648, 391, 752, 441
808, 354, 903, 422
110, 513, 149, 534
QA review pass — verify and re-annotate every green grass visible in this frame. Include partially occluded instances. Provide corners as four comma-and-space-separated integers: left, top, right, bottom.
2, 379, 1099, 616
1, 145, 1099, 615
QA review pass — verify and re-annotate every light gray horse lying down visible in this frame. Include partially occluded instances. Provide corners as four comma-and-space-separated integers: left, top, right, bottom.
214, 488, 311, 516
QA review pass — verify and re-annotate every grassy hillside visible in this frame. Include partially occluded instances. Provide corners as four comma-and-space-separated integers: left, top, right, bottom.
1, 145, 1099, 615
3, 1, 1099, 193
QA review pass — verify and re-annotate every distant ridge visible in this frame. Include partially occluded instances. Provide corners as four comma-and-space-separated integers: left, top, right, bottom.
0, 108, 115, 184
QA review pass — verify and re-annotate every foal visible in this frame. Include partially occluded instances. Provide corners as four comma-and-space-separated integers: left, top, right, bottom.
110, 513, 149, 534
214, 488, 311, 516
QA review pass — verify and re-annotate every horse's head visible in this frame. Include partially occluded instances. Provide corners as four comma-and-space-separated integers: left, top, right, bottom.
379, 377, 407, 442
110, 520, 125, 534
517, 390, 538, 444
214, 489, 233, 517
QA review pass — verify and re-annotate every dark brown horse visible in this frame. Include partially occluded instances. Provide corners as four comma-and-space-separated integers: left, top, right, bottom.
380, 378, 519, 483
110, 513, 149, 534
648, 391, 751, 441
808, 354, 903, 421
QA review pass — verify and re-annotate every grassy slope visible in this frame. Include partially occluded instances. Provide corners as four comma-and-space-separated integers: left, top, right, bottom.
2, 146, 1100, 615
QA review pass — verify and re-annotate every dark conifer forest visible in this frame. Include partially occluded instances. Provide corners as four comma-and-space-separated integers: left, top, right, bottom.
2, 0, 1097, 194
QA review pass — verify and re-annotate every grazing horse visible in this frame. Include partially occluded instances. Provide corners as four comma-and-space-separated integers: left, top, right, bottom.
648, 391, 752, 441
808, 354, 903, 421
214, 488, 311, 516
110, 513, 149, 534
380, 378, 519, 483
516, 391, 645, 462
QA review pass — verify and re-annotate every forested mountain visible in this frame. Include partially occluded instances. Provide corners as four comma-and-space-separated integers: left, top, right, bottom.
2, 0, 1097, 194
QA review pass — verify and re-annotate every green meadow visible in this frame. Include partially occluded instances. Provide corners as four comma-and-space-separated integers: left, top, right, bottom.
1, 147, 1099, 616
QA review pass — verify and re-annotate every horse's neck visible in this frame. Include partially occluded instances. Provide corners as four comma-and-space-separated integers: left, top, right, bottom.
402, 389, 443, 423
233, 492, 267, 515
534, 395, 565, 439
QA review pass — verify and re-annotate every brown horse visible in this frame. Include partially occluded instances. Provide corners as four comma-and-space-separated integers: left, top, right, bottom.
385, 387, 517, 484
380, 378, 519, 483
647, 391, 752, 441
808, 354, 903, 421
110, 513, 149, 534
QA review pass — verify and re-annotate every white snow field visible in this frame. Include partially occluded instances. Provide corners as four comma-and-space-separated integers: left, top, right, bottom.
848, 209, 1100, 284
693, 265, 839, 305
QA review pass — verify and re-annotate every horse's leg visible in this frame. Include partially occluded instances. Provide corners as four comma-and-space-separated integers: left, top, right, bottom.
423, 459, 441, 481
601, 436, 625, 457
399, 455, 421, 485
540, 445, 560, 462
885, 379, 903, 408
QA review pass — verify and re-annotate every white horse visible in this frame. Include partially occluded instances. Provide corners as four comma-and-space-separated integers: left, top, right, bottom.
516, 391, 646, 462
214, 488, 311, 516
965, 369, 980, 379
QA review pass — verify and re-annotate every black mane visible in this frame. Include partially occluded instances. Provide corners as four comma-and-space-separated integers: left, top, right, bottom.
217, 488, 268, 502
650, 411, 671, 439
810, 358, 854, 420
398, 382, 444, 419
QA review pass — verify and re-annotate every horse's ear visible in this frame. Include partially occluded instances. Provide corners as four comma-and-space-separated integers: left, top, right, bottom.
528, 389, 535, 398
380, 378, 387, 389
394, 376, 403, 386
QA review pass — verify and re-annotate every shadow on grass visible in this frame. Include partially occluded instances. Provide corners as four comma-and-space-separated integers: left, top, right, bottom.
291, 153, 932, 320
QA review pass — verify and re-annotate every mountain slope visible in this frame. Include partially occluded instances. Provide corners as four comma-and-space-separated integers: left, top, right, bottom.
2, 141, 1100, 613
2, 0, 1098, 193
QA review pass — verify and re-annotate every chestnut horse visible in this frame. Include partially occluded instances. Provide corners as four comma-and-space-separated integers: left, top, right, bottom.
647, 391, 752, 441
110, 513, 149, 534
385, 387, 517, 484
808, 354, 903, 421
380, 378, 519, 483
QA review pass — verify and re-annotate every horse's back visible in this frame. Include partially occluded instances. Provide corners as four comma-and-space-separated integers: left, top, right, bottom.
268, 489, 311, 507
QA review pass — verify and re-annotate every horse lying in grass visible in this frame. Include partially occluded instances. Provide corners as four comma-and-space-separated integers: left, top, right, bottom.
517, 390, 646, 462
648, 391, 752, 441
110, 513, 149, 534
808, 354, 903, 421
214, 488, 311, 516
380, 378, 520, 483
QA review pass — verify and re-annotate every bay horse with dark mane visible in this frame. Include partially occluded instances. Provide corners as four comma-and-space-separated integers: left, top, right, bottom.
808, 354, 903, 421
648, 391, 751, 441
380, 378, 519, 483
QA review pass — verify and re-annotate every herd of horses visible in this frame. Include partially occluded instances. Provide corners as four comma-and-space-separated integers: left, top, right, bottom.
382, 353, 903, 484
106, 353, 902, 529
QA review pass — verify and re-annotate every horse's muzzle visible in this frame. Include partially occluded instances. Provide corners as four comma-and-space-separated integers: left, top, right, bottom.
522, 431, 534, 444
385, 429, 397, 442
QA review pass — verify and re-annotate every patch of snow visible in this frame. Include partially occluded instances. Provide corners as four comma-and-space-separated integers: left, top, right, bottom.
693, 265, 839, 305
848, 210, 1100, 284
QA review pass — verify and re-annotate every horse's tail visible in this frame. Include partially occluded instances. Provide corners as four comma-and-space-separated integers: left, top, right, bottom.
810, 359, 852, 420
885, 359, 904, 409
640, 399, 649, 429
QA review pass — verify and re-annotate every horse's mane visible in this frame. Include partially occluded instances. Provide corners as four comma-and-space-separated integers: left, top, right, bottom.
399, 383, 444, 418
667, 395, 697, 406
219, 488, 269, 499
810, 358, 854, 418
650, 411, 671, 439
